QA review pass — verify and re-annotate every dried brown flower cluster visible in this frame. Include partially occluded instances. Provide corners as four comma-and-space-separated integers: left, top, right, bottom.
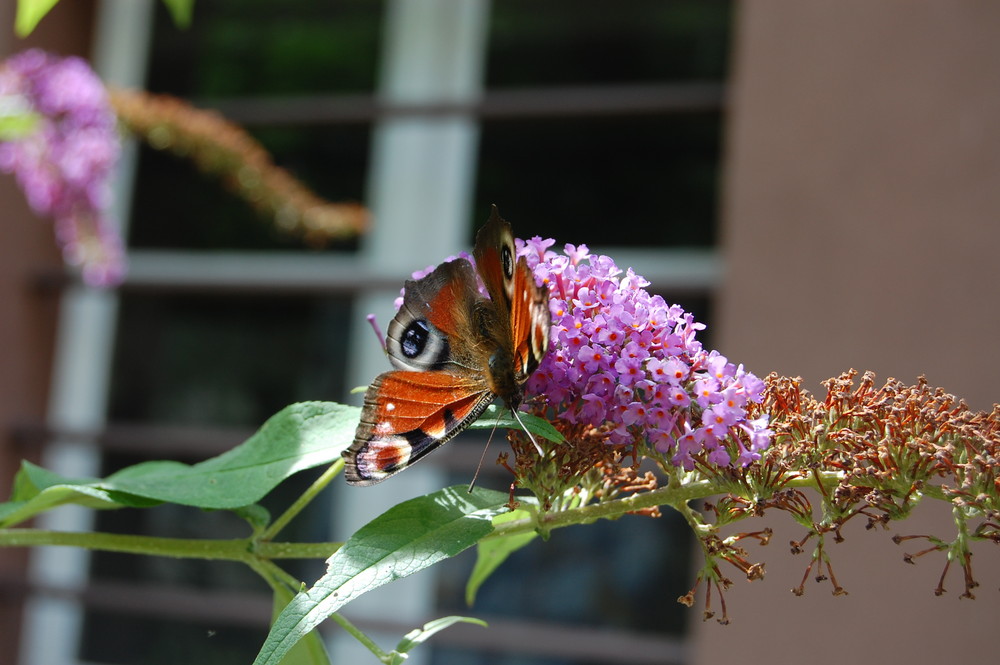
689, 370, 1000, 620
505, 369, 999, 623
505, 419, 659, 515
108, 88, 368, 245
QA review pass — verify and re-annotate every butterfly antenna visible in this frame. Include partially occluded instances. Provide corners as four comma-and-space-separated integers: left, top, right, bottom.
468, 413, 502, 492
510, 408, 546, 457
366, 313, 386, 351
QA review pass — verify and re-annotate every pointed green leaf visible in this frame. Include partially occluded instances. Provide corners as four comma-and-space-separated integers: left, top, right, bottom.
161, 0, 194, 28
0, 402, 359, 526
0, 478, 127, 527
271, 585, 330, 665
0, 461, 164, 527
252, 486, 509, 665
14, 0, 59, 37
15, 0, 60, 36
466, 509, 537, 605
388, 616, 488, 664
103, 402, 358, 508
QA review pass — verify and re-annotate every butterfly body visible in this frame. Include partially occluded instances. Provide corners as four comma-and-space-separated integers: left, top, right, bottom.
344, 207, 550, 485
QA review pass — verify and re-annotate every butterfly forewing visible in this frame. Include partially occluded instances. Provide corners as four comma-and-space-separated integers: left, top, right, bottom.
473, 205, 518, 308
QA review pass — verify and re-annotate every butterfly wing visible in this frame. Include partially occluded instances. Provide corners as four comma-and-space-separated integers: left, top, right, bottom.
345, 371, 494, 485
345, 257, 495, 486
385, 258, 485, 373
509, 253, 551, 378
474, 206, 551, 383
473, 205, 518, 308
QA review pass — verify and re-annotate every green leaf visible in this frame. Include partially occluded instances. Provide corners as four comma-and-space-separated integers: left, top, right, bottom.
252, 486, 509, 665
102, 402, 357, 508
235, 504, 272, 533
271, 585, 330, 665
0, 402, 359, 526
160, 0, 194, 28
0, 467, 135, 527
15, 0, 59, 36
473, 405, 566, 444
388, 616, 488, 665
466, 509, 537, 605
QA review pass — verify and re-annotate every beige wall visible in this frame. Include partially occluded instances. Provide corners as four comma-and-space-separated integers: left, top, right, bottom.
698, 2, 1000, 662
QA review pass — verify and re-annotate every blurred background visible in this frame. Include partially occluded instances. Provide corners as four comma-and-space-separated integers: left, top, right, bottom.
1, 1, 998, 664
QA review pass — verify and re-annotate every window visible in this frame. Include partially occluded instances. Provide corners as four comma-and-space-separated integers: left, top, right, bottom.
22, 2, 731, 663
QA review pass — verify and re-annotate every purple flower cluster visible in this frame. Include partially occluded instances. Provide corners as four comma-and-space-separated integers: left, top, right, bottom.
0, 49, 124, 286
517, 236, 772, 470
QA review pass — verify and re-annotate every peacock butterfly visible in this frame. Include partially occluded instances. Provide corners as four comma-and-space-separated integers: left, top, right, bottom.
343, 206, 551, 485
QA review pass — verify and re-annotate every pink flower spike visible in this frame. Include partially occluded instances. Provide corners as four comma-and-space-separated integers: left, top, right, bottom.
0, 49, 124, 287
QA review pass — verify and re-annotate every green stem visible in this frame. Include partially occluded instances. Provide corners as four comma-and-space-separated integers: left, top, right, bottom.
245, 556, 294, 594
0, 528, 340, 561
329, 612, 389, 661
489, 470, 850, 541
261, 459, 344, 542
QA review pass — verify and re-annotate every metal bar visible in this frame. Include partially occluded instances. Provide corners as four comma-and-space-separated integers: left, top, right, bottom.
204, 82, 725, 127
36, 248, 721, 296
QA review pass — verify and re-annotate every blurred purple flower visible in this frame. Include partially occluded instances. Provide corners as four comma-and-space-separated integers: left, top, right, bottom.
0, 49, 124, 287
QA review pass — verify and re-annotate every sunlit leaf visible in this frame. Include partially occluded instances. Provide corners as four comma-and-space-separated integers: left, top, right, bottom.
161, 0, 194, 28
271, 584, 330, 665
15, 0, 60, 36
388, 616, 488, 665
252, 486, 509, 665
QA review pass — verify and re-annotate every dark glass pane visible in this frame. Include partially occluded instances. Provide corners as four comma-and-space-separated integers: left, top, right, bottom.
475, 113, 722, 249
488, 0, 732, 87
108, 293, 351, 425
80, 609, 268, 665
146, 0, 383, 98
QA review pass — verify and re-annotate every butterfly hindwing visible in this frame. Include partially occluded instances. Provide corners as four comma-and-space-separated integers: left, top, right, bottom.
510, 254, 551, 378
345, 371, 494, 485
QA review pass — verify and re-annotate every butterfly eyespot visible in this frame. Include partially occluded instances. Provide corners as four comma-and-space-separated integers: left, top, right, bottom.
401, 319, 430, 358
501, 245, 514, 280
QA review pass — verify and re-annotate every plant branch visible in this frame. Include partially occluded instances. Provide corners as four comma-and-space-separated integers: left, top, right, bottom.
489, 471, 852, 541
0, 528, 340, 561
261, 459, 345, 541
